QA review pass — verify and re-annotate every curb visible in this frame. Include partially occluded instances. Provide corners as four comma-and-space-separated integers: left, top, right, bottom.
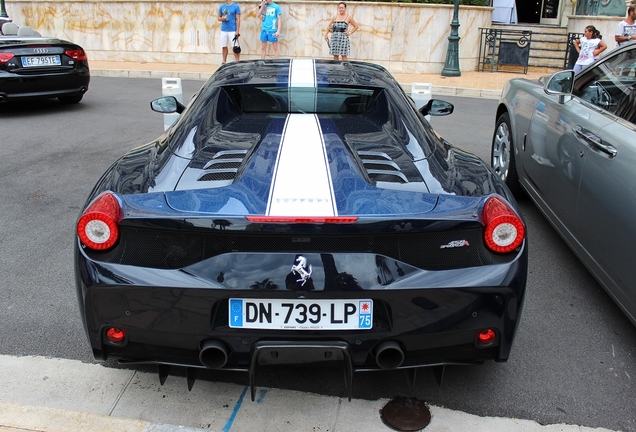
0, 401, 206, 432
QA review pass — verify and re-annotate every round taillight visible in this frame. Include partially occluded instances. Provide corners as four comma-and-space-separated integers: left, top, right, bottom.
482, 195, 525, 253
478, 329, 496, 345
77, 192, 121, 250
106, 327, 126, 343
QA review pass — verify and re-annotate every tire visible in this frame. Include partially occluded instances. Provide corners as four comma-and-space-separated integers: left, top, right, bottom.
58, 93, 84, 104
491, 112, 521, 196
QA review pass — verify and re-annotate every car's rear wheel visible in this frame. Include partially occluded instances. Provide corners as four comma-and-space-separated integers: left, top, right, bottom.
491, 112, 521, 196
58, 94, 83, 104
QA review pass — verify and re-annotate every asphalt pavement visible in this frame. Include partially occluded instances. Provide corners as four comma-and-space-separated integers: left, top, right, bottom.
0, 62, 619, 432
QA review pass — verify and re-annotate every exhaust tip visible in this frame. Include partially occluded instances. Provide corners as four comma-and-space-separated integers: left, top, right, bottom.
375, 340, 404, 369
199, 339, 229, 369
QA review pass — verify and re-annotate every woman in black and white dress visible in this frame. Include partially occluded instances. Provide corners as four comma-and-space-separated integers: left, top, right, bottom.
324, 2, 359, 60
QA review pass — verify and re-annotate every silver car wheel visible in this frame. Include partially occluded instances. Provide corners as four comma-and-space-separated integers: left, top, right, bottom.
492, 119, 511, 182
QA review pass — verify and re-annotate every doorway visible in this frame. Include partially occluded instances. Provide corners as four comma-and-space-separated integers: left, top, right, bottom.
515, 0, 563, 25
540, 0, 561, 25
515, 0, 541, 24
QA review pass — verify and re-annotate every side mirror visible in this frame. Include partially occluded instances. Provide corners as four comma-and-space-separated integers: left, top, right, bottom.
150, 96, 186, 114
545, 70, 575, 96
419, 99, 454, 117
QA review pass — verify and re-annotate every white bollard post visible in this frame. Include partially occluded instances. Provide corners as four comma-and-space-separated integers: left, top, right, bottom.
161, 77, 183, 130
411, 82, 433, 121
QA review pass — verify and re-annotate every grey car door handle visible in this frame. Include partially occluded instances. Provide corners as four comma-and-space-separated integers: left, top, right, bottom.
573, 125, 618, 158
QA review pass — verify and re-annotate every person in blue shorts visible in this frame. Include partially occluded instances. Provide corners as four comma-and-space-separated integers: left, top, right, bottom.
218, 0, 241, 64
258, 0, 282, 58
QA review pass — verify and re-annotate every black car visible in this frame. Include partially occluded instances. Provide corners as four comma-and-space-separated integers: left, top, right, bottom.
0, 25, 89, 103
75, 59, 527, 399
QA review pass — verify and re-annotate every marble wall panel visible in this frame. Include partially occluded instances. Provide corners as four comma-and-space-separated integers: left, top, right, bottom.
7, 0, 492, 73
313, 6, 333, 58
400, 5, 420, 65
388, 5, 406, 63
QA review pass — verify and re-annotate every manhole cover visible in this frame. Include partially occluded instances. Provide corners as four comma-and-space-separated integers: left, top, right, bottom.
380, 396, 431, 431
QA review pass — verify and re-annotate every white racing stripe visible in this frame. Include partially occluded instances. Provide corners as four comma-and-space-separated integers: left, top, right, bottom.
267, 114, 336, 216
289, 58, 316, 87
266, 59, 335, 216
289, 58, 317, 112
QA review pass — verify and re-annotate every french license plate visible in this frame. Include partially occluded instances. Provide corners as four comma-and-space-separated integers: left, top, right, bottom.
21, 55, 61, 67
229, 298, 373, 330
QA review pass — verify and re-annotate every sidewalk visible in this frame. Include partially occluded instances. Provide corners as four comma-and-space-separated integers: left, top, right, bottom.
89, 60, 560, 100
0, 355, 618, 432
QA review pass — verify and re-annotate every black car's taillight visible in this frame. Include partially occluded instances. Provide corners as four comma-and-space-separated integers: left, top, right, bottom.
77, 192, 122, 251
0, 53, 14, 64
482, 195, 525, 253
65, 49, 88, 61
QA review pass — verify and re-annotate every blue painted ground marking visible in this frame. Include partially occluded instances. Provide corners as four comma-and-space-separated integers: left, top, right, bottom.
256, 389, 268, 403
222, 385, 248, 432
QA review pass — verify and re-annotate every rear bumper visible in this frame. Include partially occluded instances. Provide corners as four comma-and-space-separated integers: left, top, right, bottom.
0, 67, 89, 101
75, 244, 528, 371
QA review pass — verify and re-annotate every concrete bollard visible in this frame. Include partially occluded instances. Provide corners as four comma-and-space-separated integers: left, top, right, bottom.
161, 77, 183, 130
411, 82, 433, 121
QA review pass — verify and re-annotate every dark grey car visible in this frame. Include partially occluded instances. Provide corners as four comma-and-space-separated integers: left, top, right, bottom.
491, 42, 636, 326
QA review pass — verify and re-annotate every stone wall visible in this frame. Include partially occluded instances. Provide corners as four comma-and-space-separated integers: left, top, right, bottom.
7, 0, 492, 73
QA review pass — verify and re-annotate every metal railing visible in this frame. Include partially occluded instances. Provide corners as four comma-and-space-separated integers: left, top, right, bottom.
478, 28, 532, 74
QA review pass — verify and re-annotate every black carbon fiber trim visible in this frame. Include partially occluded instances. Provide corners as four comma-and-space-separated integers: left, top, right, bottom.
198, 171, 237, 182
86, 226, 515, 270
105, 342, 497, 369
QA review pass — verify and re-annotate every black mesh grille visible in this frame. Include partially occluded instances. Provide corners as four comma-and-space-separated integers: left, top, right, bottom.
368, 172, 407, 183
216, 152, 245, 159
198, 171, 237, 182
106, 341, 498, 369
356, 149, 417, 185
87, 226, 514, 270
364, 163, 397, 171
210, 161, 242, 169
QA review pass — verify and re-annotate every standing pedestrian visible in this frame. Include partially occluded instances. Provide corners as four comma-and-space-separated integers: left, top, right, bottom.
218, 0, 241, 64
323, 2, 359, 61
574, 26, 607, 73
258, 0, 282, 59
615, 5, 636, 46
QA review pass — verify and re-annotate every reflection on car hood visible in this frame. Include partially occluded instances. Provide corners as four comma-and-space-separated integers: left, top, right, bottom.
163, 112, 439, 215
104, 59, 507, 215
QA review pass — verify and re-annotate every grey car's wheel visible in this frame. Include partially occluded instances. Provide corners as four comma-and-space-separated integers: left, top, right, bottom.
491, 112, 521, 196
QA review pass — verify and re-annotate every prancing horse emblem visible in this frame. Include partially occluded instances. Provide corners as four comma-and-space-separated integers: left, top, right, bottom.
291, 255, 312, 286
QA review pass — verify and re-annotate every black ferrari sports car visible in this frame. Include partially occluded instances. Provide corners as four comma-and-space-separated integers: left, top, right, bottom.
75, 59, 527, 399
0, 24, 89, 103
